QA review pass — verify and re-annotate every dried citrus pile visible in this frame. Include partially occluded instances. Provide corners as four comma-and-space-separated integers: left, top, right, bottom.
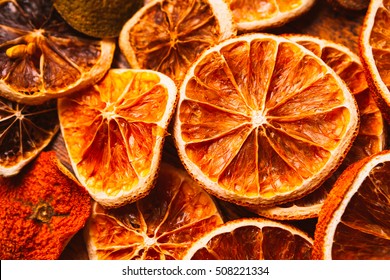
1, 0, 389, 260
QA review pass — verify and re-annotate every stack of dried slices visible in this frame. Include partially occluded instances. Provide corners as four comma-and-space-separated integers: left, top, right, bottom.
0, 0, 389, 260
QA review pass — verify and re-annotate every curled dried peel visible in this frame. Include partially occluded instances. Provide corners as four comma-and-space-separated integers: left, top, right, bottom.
58, 69, 177, 208
0, 0, 115, 105
174, 33, 359, 207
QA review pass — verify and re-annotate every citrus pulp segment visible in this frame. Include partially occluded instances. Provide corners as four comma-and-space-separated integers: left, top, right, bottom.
182, 218, 313, 260
227, 0, 316, 32
85, 163, 223, 260
0, 0, 115, 105
0, 97, 59, 177
360, 0, 390, 122
253, 35, 386, 220
58, 69, 177, 208
119, 0, 236, 84
174, 33, 359, 207
313, 150, 390, 260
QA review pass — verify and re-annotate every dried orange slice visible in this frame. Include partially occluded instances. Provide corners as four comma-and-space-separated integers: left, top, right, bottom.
360, 0, 390, 122
327, 0, 370, 13
0, 151, 91, 260
227, 0, 316, 32
174, 33, 359, 208
58, 69, 177, 208
0, 97, 59, 177
85, 163, 223, 260
119, 0, 236, 83
313, 150, 390, 260
183, 218, 313, 259
0, 0, 115, 105
253, 35, 386, 220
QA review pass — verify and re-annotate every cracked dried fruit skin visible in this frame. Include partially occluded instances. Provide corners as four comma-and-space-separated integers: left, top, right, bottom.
253, 35, 386, 220
85, 163, 223, 260
360, 0, 390, 123
183, 218, 313, 259
119, 0, 235, 84
313, 150, 390, 260
174, 33, 359, 207
0, 0, 115, 105
58, 69, 177, 208
227, 0, 316, 32
0, 97, 59, 177
0, 151, 91, 260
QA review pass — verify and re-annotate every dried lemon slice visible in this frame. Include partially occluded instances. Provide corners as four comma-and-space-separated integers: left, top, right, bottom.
0, 0, 115, 105
174, 33, 359, 207
58, 69, 177, 208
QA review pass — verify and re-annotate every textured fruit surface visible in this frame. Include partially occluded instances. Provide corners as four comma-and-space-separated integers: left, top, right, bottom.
313, 150, 390, 260
0, 0, 115, 104
183, 218, 313, 260
58, 69, 177, 208
85, 163, 223, 260
174, 33, 359, 207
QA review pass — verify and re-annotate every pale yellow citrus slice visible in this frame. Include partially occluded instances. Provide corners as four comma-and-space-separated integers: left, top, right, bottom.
119, 0, 236, 84
174, 33, 359, 207
183, 217, 313, 260
0, 0, 115, 105
253, 35, 386, 220
227, 0, 316, 32
0, 97, 59, 177
313, 150, 390, 260
360, 0, 390, 123
58, 69, 177, 208
85, 163, 223, 260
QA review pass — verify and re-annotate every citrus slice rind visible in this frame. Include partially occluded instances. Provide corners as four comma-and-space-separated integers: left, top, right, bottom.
252, 34, 385, 220
313, 150, 390, 260
360, 0, 390, 123
228, 0, 316, 32
58, 69, 177, 208
182, 217, 313, 260
118, 0, 236, 84
174, 33, 359, 207
0, 0, 115, 105
85, 163, 223, 260
0, 97, 59, 177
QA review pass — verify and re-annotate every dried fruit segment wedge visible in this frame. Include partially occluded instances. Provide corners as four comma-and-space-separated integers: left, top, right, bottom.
0, 151, 91, 260
58, 69, 177, 208
174, 33, 359, 207
227, 0, 316, 32
0, 97, 59, 177
313, 150, 390, 260
85, 163, 223, 260
253, 35, 386, 220
0, 0, 115, 105
360, 0, 390, 122
119, 0, 236, 84
183, 218, 313, 260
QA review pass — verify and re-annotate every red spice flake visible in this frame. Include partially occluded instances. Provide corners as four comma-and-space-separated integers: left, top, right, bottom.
0, 151, 91, 260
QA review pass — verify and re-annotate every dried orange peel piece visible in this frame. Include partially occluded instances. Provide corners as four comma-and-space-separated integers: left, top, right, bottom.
119, 0, 236, 84
313, 150, 390, 260
0, 0, 115, 105
0, 151, 91, 260
0, 97, 59, 177
85, 163, 223, 260
360, 0, 390, 123
227, 0, 316, 32
58, 69, 177, 208
183, 217, 313, 260
174, 33, 359, 207
253, 34, 386, 220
